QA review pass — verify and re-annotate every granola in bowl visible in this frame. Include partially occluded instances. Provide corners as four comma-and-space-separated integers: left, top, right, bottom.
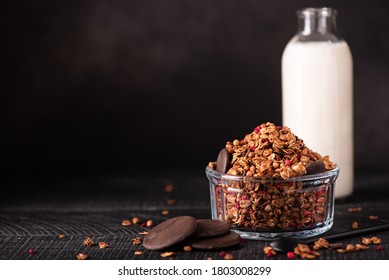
206, 122, 339, 240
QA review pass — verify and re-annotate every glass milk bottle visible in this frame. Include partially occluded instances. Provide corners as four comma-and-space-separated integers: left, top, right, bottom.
282, 7, 353, 199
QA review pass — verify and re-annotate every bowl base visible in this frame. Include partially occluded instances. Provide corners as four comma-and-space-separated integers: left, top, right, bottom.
231, 218, 334, 240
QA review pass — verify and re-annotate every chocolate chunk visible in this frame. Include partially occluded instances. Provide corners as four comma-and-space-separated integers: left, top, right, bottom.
306, 160, 326, 175
216, 148, 230, 173
191, 219, 231, 238
189, 231, 241, 250
143, 216, 197, 250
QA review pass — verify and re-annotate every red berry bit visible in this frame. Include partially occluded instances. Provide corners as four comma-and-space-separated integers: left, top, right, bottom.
377, 245, 383, 251
254, 126, 262, 133
276, 126, 282, 130
285, 159, 291, 166
219, 251, 226, 257
286, 252, 295, 259
263, 246, 276, 257
28, 249, 35, 255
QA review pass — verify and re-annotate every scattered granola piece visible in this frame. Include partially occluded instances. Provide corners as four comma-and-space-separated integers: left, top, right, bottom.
313, 238, 330, 250
146, 220, 153, 227
99, 242, 109, 249
183, 245, 192, 252
132, 237, 142, 245
371, 237, 382, 245
160, 252, 174, 258
369, 215, 379, 220
134, 251, 143, 256
161, 210, 170, 216
207, 257, 213, 260
121, 219, 132, 226
294, 244, 319, 259
224, 253, 234, 260
345, 244, 355, 252
352, 221, 359, 230
164, 184, 174, 193
139, 231, 149, 235
83, 237, 94, 247
362, 237, 371, 245
337, 249, 347, 254
356, 244, 370, 251
347, 207, 362, 212
294, 244, 310, 254
58, 234, 65, 239
76, 253, 88, 260
166, 199, 176, 205
264, 246, 276, 257
132, 217, 140, 224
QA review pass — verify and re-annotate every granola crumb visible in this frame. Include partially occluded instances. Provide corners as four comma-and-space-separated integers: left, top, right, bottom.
337, 249, 347, 254
83, 237, 94, 247
356, 244, 369, 251
362, 237, 371, 245
263, 246, 276, 257
207, 257, 213, 260
161, 210, 170, 215
138, 231, 149, 235
134, 251, 143, 256
121, 219, 132, 226
313, 238, 330, 250
183, 245, 192, 252
146, 220, 153, 227
166, 199, 176, 205
347, 207, 362, 212
294, 244, 319, 259
76, 253, 88, 260
160, 252, 174, 258
164, 184, 174, 193
58, 234, 65, 239
371, 237, 382, 245
98, 242, 109, 249
351, 221, 359, 230
369, 215, 379, 220
132, 237, 142, 245
224, 253, 234, 260
132, 217, 140, 224
345, 244, 355, 252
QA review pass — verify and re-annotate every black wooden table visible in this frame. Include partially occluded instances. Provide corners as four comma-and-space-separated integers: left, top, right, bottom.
1, 169, 389, 260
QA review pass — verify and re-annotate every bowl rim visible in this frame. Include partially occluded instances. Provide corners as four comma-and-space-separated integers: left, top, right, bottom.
205, 165, 340, 182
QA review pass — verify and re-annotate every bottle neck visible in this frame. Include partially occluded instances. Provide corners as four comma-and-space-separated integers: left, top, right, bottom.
296, 8, 341, 42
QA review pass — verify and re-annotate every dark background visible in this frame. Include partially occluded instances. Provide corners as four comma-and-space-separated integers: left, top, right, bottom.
3, 0, 389, 179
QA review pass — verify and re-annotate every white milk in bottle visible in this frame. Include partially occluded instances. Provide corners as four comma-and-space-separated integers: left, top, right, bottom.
282, 8, 353, 199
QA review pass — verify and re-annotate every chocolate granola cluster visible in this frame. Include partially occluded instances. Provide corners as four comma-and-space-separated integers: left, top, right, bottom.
208, 122, 335, 179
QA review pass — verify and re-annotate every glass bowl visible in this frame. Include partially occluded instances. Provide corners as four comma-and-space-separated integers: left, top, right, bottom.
205, 165, 339, 240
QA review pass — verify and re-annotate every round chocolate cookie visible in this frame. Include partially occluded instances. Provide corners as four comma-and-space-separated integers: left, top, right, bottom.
189, 231, 241, 250
306, 160, 327, 175
143, 216, 198, 250
216, 148, 230, 173
191, 219, 231, 238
